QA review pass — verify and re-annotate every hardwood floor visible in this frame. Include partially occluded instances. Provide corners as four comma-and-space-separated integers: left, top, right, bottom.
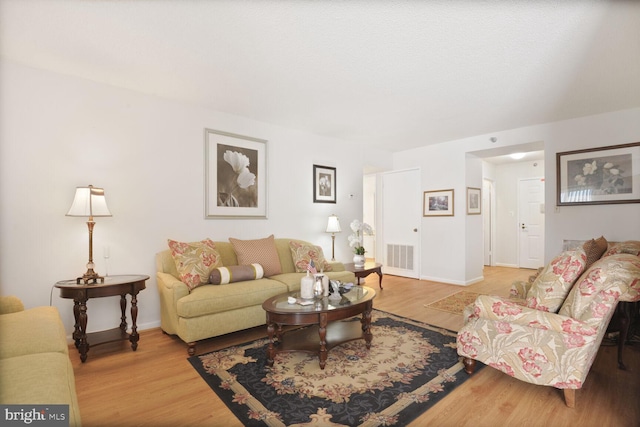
71, 267, 639, 427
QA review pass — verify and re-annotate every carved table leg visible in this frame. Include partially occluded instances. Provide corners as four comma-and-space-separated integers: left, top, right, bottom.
72, 300, 82, 348
318, 312, 328, 369
617, 301, 631, 370
266, 321, 276, 367
463, 357, 476, 375
130, 291, 139, 351
76, 297, 89, 363
362, 301, 373, 349
120, 294, 128, 332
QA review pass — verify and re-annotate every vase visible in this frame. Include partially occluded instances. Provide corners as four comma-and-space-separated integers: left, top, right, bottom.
353, 254, 365, 268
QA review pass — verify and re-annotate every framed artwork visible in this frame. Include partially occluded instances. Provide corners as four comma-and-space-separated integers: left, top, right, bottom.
556, 142, 640, 206
313, 165, 336, 203
467, 187, 481, 215
423, 189, 454, 216
204, 128, 268, 218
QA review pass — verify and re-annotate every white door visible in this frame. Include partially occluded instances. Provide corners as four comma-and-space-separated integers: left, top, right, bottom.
518, 178, 545, 269
382, 169, 420, 278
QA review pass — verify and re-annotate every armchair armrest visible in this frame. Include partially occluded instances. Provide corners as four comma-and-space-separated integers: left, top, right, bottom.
0, 296, 25, 314
469, 295, 598, 336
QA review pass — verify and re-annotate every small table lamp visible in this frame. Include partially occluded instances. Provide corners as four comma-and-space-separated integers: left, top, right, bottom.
66, 185, 112, 284
325, 214, 341, 261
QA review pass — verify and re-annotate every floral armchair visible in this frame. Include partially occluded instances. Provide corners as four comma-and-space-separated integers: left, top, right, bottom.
457, 241, 640, 408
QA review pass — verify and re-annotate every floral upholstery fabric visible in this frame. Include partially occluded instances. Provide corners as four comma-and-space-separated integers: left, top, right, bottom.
603, 240, 640, 257
525, 249, 586, 312
289, 241, 332, 273
168, 239, 222, 291
457, 253, 640, 392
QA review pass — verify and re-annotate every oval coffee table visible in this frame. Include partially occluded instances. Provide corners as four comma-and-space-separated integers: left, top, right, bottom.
262, 286, 376, 370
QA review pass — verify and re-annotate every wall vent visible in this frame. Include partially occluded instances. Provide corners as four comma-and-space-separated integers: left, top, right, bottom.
386, 244, 414, 270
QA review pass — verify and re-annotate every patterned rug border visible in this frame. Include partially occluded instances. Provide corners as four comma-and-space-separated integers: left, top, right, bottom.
188, 309, 479, 427
424, 291, 481, 315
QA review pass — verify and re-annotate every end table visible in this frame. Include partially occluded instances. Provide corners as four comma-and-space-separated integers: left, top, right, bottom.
344, 262, 383, 289
55, 274, 149, 362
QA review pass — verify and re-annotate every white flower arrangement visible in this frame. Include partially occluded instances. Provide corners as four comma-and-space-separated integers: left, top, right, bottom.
348, 219, 373, 255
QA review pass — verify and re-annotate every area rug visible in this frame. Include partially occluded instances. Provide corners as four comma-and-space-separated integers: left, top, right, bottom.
188, 309, 479, 426
424, 291, 480, 315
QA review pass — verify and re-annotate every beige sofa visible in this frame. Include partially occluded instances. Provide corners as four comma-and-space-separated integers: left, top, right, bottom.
156, 238, 356, 355
0, 296, 81, 427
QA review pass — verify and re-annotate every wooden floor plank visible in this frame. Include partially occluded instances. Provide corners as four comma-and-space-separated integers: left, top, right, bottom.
71, 267, 640, 427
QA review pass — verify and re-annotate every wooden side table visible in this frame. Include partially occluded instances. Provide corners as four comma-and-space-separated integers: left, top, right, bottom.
344, 262, 383, 289
55, 274, 149, 362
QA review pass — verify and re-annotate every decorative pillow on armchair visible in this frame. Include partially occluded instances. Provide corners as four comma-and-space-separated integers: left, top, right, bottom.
168, 239, 222, 291
209, 264, 264, 285
525, 249, 587, 312
583, 236, 608, 269
289, 241, 332, 273
229, 235, 282, 277
603, 240, 640, 257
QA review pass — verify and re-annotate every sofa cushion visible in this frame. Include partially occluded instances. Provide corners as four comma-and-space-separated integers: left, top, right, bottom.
209, 264, 264, 285
583, 236, 608, 269
176, 278, 287, 318
289, 241, 332, 273
525, 249, 587, 312
229, 235, 282, 276
0, 352, 82, 427
168, 239, 222, 291
603, 240, 640, 257
0, 307, 69, 359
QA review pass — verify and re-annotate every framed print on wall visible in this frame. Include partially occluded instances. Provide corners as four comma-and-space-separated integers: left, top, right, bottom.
313, 165, 337, 203
467, 187, 481, 215
423, 189, 454, 216
204, 128, 268, 218
556, 142, 640, 206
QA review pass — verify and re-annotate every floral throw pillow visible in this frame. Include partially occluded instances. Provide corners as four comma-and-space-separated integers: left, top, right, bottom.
289, 241, 332, 273
603, 240, 640, 257
525, 249, 587, 313
168, 239, 222, 291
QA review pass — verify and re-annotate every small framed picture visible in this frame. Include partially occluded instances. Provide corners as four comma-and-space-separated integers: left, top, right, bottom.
466, 187, 481, 215
423, 189, 454, 216
313, 165, 337, 203
556, 142, 640, 206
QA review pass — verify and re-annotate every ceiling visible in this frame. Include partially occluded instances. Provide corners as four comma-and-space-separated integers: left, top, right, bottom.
1, 1, 639, 153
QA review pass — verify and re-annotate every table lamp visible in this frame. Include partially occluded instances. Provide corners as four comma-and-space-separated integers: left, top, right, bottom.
66, 185, 112, 284
325, 214, 341, 261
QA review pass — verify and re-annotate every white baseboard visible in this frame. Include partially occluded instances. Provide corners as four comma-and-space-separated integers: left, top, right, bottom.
420, 275, 484, 286
495, 263, 519, 268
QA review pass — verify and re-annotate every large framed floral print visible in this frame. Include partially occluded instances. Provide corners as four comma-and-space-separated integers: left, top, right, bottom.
556, 142, 640, 206
205, 128, 268, 218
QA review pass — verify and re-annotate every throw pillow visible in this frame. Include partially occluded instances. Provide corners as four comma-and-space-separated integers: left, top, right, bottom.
525, 249, 587, 313
229, 235, 282, 277
167, 239, 222, 291
603, 240, 640, 257
289, 241, 332, 273
583, 236, 608, 269
209, 264, 264, 285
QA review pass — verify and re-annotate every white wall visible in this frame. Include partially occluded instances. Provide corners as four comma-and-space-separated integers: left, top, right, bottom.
0, 61, 382, 334
393, 108, 640, 284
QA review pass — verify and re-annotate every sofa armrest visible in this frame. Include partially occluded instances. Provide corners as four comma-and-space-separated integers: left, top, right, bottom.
156, 272, 189, 335
0, 296, 25, 315
328, 261, 346, 272
469, 295, 598, 336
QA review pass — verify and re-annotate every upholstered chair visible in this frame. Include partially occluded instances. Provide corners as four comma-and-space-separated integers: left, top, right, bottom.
457, 251, 640, 408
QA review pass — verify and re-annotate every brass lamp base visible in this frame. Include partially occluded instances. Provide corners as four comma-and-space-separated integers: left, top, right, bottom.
76, 262, 105, 285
